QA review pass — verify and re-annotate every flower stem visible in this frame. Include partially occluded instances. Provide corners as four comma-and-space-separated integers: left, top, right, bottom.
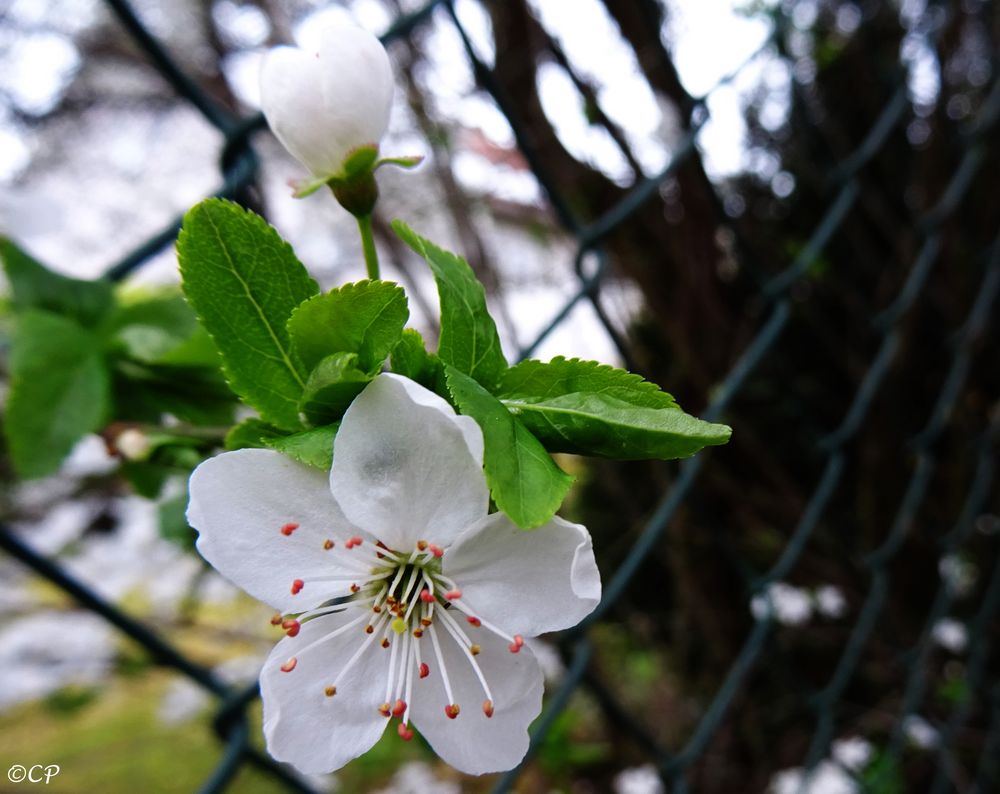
357, 214, 380, 280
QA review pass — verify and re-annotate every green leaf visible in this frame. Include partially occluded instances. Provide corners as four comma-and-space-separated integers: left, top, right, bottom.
263, 424, 338, 470
287, 280, 408, 373
299, 352, 372, 425
6, 311, 110, 478
112, 362, 236, 426
159, 493, 196, 549
390, 329, 444, 392
225, 418, 286, 451
177, 199, 318, 431
392, 221, 507, 389
497, 356, 731, 459
445, 367, 573, 529
1, 238, 114, 328
111, 292, 221, 368
499, 357, 678, 409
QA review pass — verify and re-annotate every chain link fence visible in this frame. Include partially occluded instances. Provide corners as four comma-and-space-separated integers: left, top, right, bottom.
2, 0, 999, 792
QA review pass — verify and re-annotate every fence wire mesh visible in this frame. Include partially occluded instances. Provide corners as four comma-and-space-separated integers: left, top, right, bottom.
1, 0, 999, 792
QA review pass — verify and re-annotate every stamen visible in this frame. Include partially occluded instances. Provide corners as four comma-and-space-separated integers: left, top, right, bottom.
282, 619, 301, 637
331, 614, 388, 690
466, 616, 481, 627
325, 686, 336, 697
419, 662, 430, 679
280, 522, 299, 536
291, 579, 304, 595
384, 623, 402, 706
445, 704, 460, 719
437, 608, 494, 704
270, 613, 283, 626
416, 540, 428, 551
445, 589, 462, 601
401, 633, 415, 724
391, 699, 407, 718
285, 612, 368, 659
428, 544, 444, 558
448, 599, 521, 647
344, 535, 364, 549
419, 589, 435, 603
379, 703, 391, 717
470, 644, 481, 656
397, 722, 414, 741
323, 539, 335, 550
280, 657, 297, 673
483, 700, 494, 718
428, 624, 456, 708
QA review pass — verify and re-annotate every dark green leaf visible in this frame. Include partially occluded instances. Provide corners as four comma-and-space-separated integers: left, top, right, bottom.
112, 362, 236, 426
299, 352, 372, 425
498, 356, 731, 459
445, 367, 573, 529
264, 424, 338, 470
390, 328, 444, 392
1, 238, 114, 328
392, 221, 507, 389
177, 199, 318, 430
287, 280, 408, 373
159, 493, 196, 549
6, 311, 110, 478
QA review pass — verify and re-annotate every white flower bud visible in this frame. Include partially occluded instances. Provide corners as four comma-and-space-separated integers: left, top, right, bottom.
260, 21, 393, 181
116, 428, 151, 461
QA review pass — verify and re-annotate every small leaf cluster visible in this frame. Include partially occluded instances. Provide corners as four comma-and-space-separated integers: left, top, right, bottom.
1, 239, 236, 497
172, 199, 731, 529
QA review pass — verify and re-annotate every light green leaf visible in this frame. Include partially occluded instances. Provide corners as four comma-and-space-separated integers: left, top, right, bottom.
504, 392, 732, 460
392, 221, 507, 389
299, 352, 372, 425
6, 311, 110, 478
177, 199, 318, 430
111, 292, 221, 368
1, 238, 114, 328
499, 357, 678, 409
497, 356, 730, 459
287, 280, 408, 373
445, 366, 573, 529
264, 424, 338, 470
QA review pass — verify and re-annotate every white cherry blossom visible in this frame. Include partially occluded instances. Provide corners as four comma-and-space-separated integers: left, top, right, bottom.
187, 373, 601, 775
259, 20, 393, 181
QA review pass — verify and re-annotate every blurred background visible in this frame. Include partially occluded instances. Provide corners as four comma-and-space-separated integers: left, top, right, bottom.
1, 0, 999, 791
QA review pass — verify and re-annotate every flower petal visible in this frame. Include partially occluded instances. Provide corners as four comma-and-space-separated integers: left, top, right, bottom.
444, 513, 601, 637
188, 448, 368, 613
330, 374, 488, 549
317, 23, 393, 170
261, 609, 390, 774
260, 47, 340, 177
409, 624, 544, 775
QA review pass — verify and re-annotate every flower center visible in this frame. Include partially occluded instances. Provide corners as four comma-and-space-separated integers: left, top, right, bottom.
274, 534, 525, 739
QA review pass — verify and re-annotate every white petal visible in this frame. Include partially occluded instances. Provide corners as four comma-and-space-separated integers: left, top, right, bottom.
188, 448, 367, 613
330, 374, 488, 550
409, 625, 543, 775
260, 47, 341, 177
259, 22, 393, 180
317, 23, 393, 163
261, 610, 390, 774
444, 513, 601, 638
